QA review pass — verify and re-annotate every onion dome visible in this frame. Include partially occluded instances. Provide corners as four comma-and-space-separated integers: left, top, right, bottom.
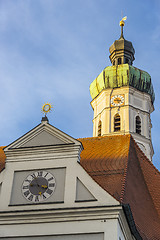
90, 64, 155, 103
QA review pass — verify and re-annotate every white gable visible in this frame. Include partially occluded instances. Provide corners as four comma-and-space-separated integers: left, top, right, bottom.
1, 120, 118, 209
21, 130, 65, 147
5, 120, 81, 150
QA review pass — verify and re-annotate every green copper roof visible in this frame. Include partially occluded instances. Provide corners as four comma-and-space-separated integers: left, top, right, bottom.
90, 64, 155, 103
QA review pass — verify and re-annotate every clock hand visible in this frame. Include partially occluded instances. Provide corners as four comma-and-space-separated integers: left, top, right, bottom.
30, 183, 38, 187
41, 185, 48, 189
33, 178, 42, 188
114, 99, 121, 103
30, 183, 41, 188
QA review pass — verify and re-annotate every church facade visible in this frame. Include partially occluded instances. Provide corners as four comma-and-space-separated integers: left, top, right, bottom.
0, 20, 160, 240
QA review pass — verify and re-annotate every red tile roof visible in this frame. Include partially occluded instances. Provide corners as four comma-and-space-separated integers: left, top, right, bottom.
79, 135, 160, 240
0, 147, 6, 172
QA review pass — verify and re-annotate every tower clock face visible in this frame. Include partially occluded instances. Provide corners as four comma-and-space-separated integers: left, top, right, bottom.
111, 95, 124, 106
21, 171, 56, 203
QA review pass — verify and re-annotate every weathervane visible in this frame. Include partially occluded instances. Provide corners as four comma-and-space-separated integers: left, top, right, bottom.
119, 16, 127, 39
41, 103, 53, 121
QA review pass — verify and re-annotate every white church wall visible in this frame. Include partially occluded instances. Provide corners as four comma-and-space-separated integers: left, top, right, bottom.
0, 233, 104, 240
0, 217, 121, 239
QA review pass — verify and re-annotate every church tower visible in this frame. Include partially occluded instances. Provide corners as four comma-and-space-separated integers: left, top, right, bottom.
90, 18, 155, 161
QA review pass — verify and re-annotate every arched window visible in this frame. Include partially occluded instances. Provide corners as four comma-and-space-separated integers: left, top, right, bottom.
98, 121, 102, 137
136, 116, 141, 134
118, 58, 122, 65
114, 114, 120, 132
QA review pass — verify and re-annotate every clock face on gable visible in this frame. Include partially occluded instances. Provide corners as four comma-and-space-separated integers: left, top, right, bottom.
21, 171, 56, 203
111, 95, 125, 107
10, 168, 66, 206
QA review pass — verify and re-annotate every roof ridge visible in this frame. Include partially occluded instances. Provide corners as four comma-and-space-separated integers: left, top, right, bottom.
131, 136, 160, 175
132, 137, 160, 218
78, 136, 101, 140
120, 135, 131, 203
123, 136, 160, 239
78, 134, 131, 140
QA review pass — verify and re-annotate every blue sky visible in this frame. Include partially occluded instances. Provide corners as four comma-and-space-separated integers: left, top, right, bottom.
0, 0, 160, 170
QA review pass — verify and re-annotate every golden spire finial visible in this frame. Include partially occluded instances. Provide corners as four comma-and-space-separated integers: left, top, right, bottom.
119, 16, 127, 39
41, 103, 53, 116
119, 16, 127, 26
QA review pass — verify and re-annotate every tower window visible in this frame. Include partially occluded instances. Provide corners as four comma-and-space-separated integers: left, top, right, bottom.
113, 60, 115, 66
136, 116, 141, 134
125, 58, 129, 64
118, 58, 122, 65
114, 114, 120, 132
98, 121, 102, 136
149, 127, 151, 139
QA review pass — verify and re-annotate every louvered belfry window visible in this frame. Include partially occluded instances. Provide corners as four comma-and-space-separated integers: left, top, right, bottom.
114, 114, 121, 132
98, 121, 102, 136
136, 116, 141, 134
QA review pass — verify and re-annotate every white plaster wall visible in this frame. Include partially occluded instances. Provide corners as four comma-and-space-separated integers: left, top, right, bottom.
0, 218, 118, 239
0, 155, 118, 211
0, 234, 103, 240
117, 221, 126, 240
0, 207, 134, 239
0, 233, 104, 240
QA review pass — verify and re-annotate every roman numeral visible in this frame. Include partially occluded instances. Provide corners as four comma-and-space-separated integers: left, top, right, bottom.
46, 188, 53, 195
48, 177, 54, 182
37, 171, 43, 177
28, 194, 34, 201
25, 179, 31, 183
23, 185, 29, 189
24, 190, 30, 197
35, 196, 39, 202
49, 183, 55, 188
42, 194, 47, 199
31, 173, 36, 179
44, 172, 48, 178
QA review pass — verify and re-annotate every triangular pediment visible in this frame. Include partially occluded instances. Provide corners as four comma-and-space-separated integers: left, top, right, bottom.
5, 121, 81, 150
21, 130, 65, 147
76, 178, 96, 202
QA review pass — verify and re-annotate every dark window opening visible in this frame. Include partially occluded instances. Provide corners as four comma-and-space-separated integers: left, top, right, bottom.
136, 116, 141, 134
98, 121, 102, 136
118, 58, 122, 65
125, 58, 129, 64
114, 114, 120, 132
113, 60, 115, 66
149, 127, 151, 138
